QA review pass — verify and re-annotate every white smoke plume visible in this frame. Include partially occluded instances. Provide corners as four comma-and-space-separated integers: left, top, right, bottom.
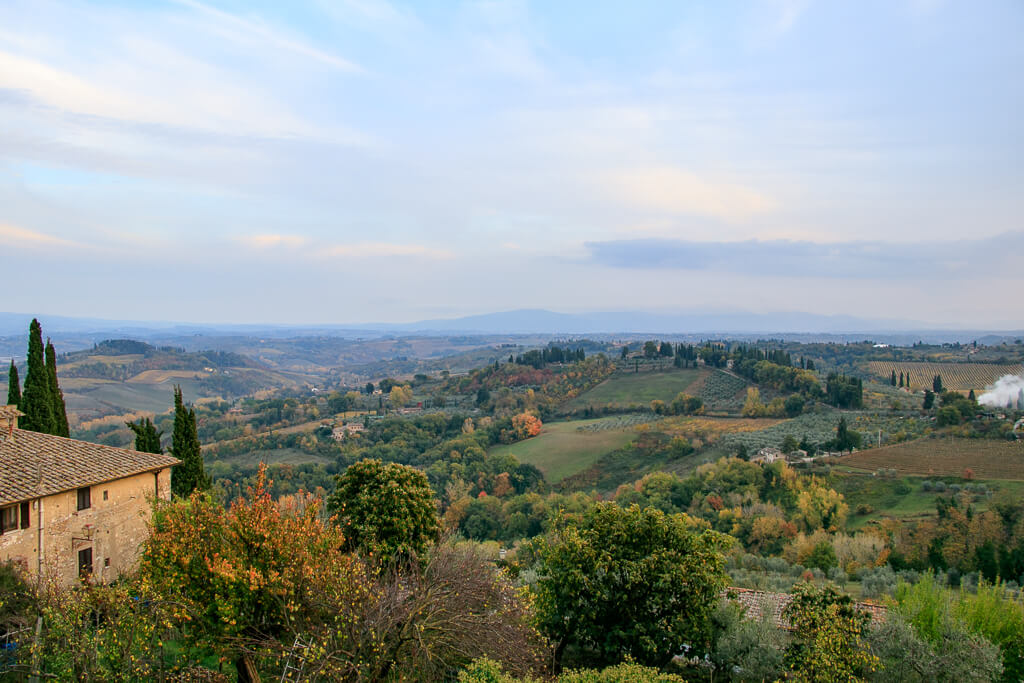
978, 374, 1024, 409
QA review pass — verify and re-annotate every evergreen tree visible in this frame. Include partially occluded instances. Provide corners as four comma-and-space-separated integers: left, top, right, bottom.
45, 340, 69, 437
170, 386, 210, 497
127, 417, 163, 454
890, 370, 897, 386
6, 360, 20, 407
19, 319, 56, 434
899, 371, 904, 388
933, 375, 943, 393
923, 389, 935, 410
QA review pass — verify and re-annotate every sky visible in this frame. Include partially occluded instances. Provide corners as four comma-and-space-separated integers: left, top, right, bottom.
0, 0, 1021, 328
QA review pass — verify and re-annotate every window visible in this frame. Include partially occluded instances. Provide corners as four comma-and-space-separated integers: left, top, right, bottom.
102, 490, 108, 501
104, 557, 110, 568
20, 501, 29, 529
0, 505, 17, 534
77, 487, 91, 511
78, 547, 93, 578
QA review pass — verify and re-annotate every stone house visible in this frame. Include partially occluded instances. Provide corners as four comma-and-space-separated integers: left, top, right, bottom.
0, 405, 179, 586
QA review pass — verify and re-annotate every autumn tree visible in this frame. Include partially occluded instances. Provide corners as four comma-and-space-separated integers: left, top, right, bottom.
327, 458, 440, 565
536, 502, 730, 669
783, 582, 878, 682
388, 384, 414, 408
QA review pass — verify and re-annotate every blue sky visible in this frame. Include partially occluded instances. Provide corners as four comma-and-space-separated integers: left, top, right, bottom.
0, 0, 1021, 327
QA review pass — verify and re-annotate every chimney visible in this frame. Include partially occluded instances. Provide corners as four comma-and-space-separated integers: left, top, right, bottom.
0, 405, 23, 438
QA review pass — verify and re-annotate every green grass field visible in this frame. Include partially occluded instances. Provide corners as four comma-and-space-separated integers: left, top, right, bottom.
565, 368, 704, 410
489, 418, 639, 482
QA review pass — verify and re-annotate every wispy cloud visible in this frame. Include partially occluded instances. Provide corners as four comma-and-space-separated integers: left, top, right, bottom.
171, 0, 363, 74
238, 234, 309, 248
323, 243, 455, 260
0, 222, 85, 249
585, 232, 1023, 279
598, 166, 777, 222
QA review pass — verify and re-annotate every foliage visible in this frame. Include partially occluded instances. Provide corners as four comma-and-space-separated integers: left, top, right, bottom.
535, 502, 730, 668
6, 359, 20, 407
127, 416, 163, 453
170, 385, 210, 496
783, 582, 878, 682
709, 599, 787, 682
19, 318, 56, 434
327, 458, 441, 565
865, 611, 1003, 682
23, 579, 218, 681
141, 471, 543, 680
458, 658, 687, 683
44, 339, 69, 437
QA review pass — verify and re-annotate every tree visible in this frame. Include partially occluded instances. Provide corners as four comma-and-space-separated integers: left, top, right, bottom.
890, 370, 897, 386
536, 502, 730, 669
783, 582, 878, 682
835, 416, 862, 453
327, 458, 441, 566
127, 417, 163, 454
643, 341, 659, 359
933, 375, 943, 393
389, 384, 414, 408
19, 319, 55, 434
45, 339, 69, 437
923, 389, 935, 410
6, 360, 20, 407
365, 381, 374, 394
620, 345, 629, 360
476, 387, 491, 407
170, 386, 209, 497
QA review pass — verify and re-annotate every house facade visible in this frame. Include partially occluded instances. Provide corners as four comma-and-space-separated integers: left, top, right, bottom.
0, 406, 179, 586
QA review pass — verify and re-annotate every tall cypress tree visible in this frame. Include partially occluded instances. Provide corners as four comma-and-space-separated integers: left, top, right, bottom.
20, 319, 55, 434
45, 340, 70, 437
170, 386, 209, 497
6, 360, 20, 407
127, 417, 163, 454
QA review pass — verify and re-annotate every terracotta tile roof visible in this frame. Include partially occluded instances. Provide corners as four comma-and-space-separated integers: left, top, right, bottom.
0, 429, 179, 506
724, 587, 888, 629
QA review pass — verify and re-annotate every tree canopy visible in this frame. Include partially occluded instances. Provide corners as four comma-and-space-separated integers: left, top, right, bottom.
536, 502, 730, 669
326, 458, 441, 566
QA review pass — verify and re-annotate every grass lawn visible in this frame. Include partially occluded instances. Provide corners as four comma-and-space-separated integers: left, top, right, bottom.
489, 418, 639, 482
565, 368, 704, 410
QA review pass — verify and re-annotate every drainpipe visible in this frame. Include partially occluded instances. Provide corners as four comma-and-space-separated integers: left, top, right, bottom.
36, 497, 44, 580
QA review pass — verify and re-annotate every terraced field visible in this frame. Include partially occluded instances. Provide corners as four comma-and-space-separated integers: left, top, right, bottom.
836, 438, 1024, 480
867, 361, 1022, 392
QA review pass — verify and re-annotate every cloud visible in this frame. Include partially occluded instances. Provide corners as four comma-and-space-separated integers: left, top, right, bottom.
0, 222, 85, 249
323, 243, 455, 260
584, 231, 1024, 278
238, 234, 309, 248
597, 166, 777, 222
170, 0, 363, 74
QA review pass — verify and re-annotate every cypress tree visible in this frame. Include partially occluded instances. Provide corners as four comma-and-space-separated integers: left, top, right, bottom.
45, 340, 70, 437
170, 386, 209, 496
7, 360, 20, 407
127, 417, 163, 454
20, 319, 55, 434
